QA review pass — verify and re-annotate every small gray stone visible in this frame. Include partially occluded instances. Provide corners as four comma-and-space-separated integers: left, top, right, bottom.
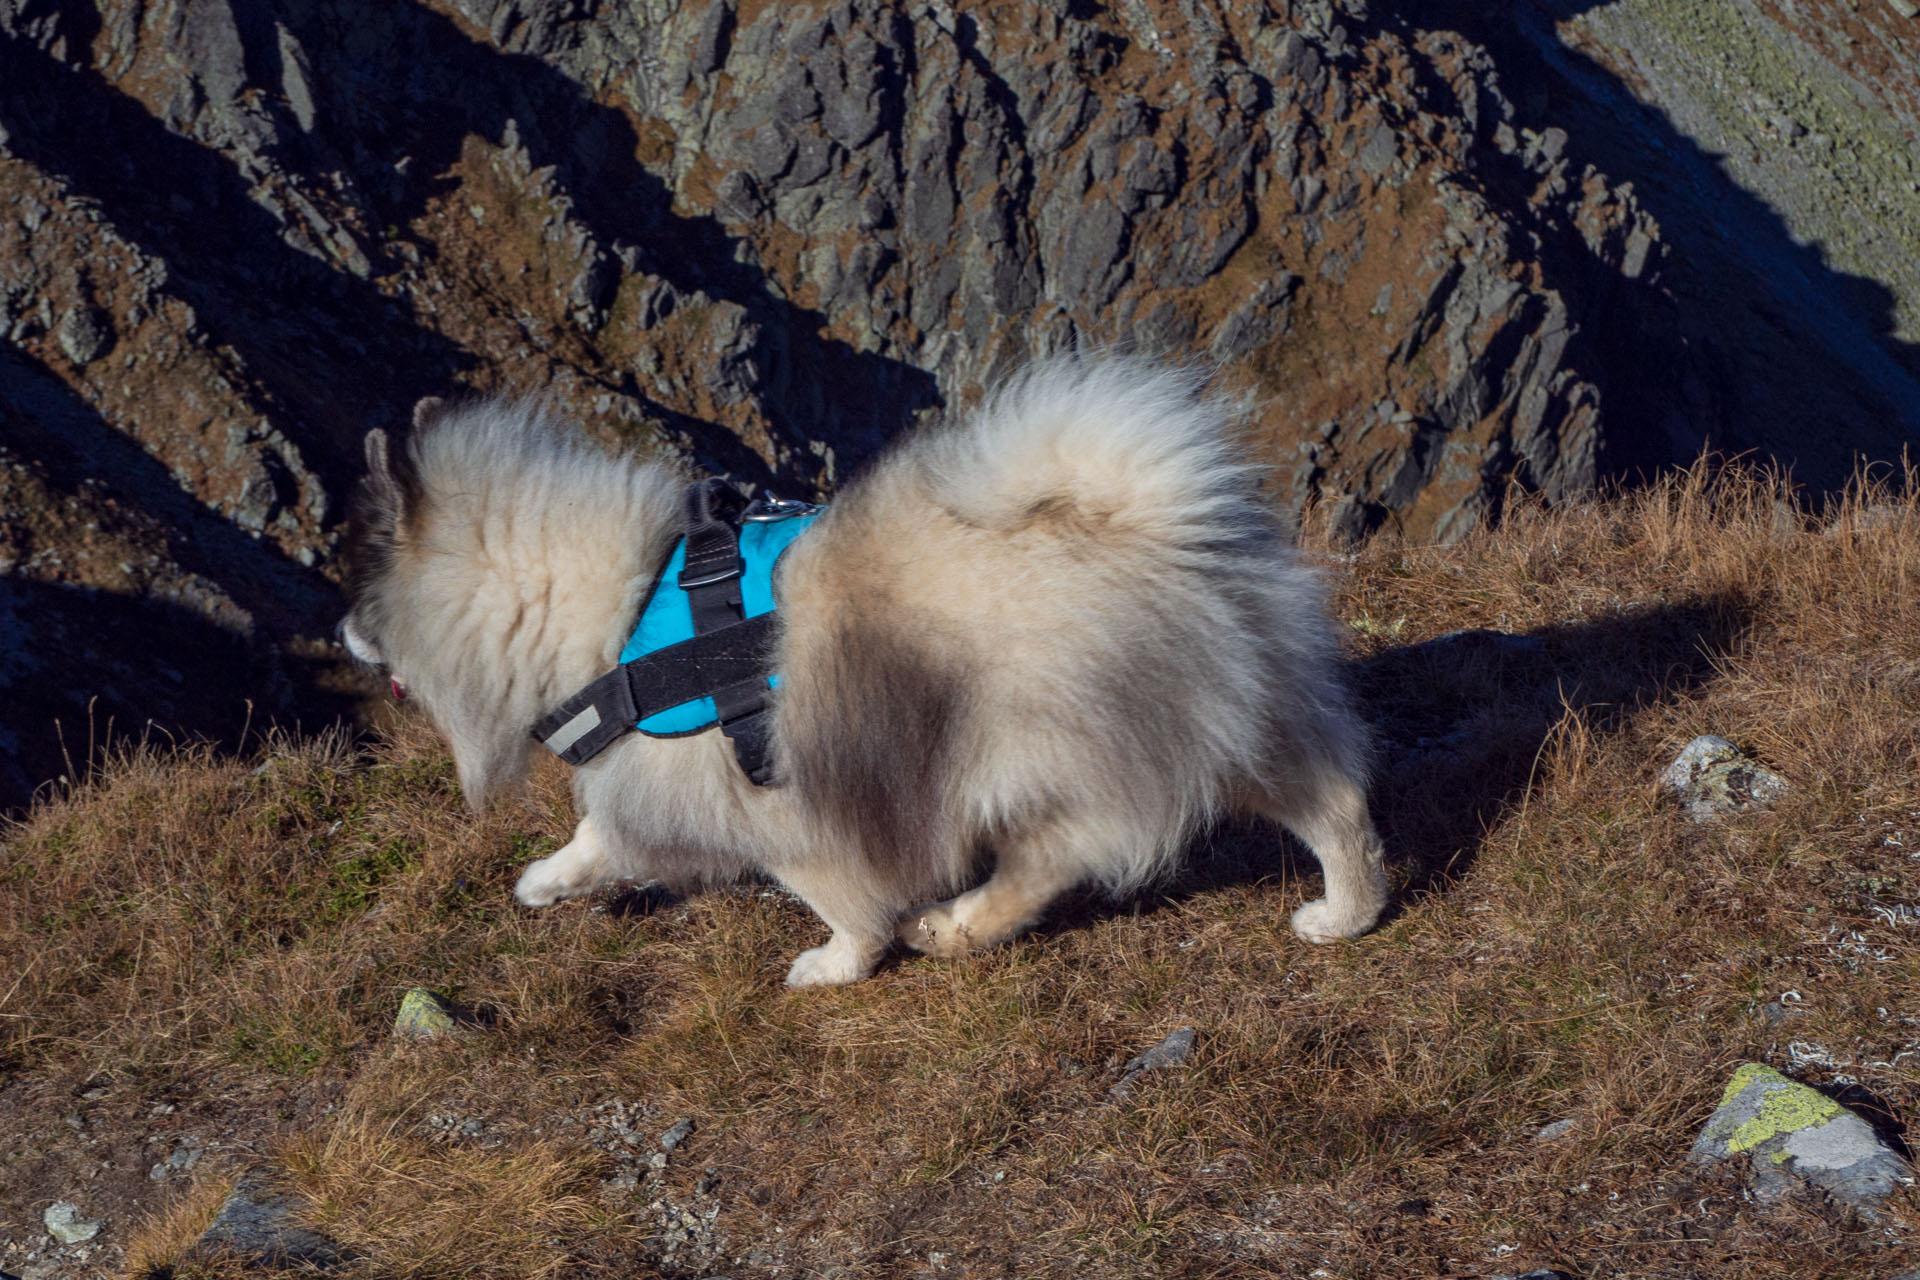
1660, 736, 1788, 822
1493, 1272, 1577, 1280
43, 1201, 101, 1245
1887, 0, 1918, 19
1357, 122, 1398, 176
1758, 1000, 1805, 1026
57, 306, 110, 366
1534, 1118, 1577, 1142
1691, 1063, 1914, 1216
1109, 1027, 1196, 1099
660, 1118, 695, 1150
185, 1177, 344, 1269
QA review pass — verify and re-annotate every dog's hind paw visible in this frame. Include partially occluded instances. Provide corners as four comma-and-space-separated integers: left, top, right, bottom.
784, 937, 877, 988
1289, 896, 1378, 944
896, 904, 973, 958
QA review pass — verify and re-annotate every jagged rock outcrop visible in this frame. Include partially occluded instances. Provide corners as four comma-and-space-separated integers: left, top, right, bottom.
0, 0, 1906, 806
1424, 0, 1920, 480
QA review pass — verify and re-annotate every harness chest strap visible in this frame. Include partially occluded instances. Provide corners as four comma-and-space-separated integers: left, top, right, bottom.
530, 481, 816, 784
530, 611, 780, 766
678, 479, 778, 783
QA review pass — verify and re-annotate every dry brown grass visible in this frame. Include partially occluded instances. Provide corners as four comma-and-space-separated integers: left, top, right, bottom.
118, 1171, 236, 1279
3, 460, 1918, 1278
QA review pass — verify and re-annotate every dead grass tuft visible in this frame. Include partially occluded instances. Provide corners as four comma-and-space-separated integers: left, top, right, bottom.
119, 1170, 239, 1279
276, 1067, 614, 1280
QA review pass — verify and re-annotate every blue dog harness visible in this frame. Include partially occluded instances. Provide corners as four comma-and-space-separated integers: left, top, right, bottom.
530, 481, 822, 784
626, 506, 820, 734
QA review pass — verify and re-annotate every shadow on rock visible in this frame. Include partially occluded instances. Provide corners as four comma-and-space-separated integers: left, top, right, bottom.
0, 16, 467, 502
0, 348, 357, 812
0, 575, 356, 814
1381, 0, 1920, 491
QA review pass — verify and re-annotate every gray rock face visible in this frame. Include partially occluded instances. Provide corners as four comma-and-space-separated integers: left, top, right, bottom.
1691, 1063, 1914, 1216
2, 0, 1915, 808
185, 1178, 345, 1270
1660, 735, 1789, 822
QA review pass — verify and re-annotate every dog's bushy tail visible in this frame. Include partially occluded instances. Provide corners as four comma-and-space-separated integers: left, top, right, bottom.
918, 357, 1261, 545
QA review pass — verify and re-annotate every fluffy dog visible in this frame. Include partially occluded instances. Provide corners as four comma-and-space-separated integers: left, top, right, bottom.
340, 359, 1387, 986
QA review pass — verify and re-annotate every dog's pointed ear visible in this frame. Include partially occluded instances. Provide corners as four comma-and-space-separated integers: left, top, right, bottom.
365, 428, 397, 494
412, 396, 446, 431
362, 427, 419, 532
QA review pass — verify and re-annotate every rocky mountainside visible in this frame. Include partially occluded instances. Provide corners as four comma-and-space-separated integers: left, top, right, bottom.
1, 0, 1915, 808
1432, 0, 1920, 479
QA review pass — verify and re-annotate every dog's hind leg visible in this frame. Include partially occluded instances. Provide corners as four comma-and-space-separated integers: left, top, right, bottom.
1250, 768, 1387, 943
896, 822, 1094, 958
774, 858, 900, 988
516, 813, 618, 907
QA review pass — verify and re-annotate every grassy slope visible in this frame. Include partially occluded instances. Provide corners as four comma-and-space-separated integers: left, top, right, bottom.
2, 464, 1917, 1279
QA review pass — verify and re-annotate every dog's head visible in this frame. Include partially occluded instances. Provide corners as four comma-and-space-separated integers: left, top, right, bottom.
342, 397, 687, 810
341, 396, 539, 810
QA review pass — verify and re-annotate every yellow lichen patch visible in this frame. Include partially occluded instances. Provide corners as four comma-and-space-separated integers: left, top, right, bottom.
1721, 1064, 1843, 1154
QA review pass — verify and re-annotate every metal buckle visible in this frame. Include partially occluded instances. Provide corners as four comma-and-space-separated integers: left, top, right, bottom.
678, 560, 743, 589
741, 494, 823, 522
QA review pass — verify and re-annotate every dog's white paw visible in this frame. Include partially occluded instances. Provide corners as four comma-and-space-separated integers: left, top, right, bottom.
784, 939, 875, 988
515, 856, 582, 908
896, 904, 972, 958
1290, 896, 1374, 944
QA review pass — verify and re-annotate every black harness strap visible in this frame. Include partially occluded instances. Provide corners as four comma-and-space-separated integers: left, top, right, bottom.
530, 481, 781, 784
530, 612, 779, 766
676, 481, 779, 785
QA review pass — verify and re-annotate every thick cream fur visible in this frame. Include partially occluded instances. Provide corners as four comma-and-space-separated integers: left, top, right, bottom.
344, 360, 1388, 985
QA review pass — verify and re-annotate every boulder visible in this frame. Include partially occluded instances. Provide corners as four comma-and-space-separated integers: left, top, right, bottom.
184, 1177, 345, 1270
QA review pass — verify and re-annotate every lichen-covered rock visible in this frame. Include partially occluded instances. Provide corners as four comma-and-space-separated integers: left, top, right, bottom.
393, 988, 456, 1040
1691, 1063, 1914, 1216
1659, 735, 1788, 822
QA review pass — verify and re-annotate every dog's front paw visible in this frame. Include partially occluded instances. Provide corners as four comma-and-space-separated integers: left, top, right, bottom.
1289, 896, 1377, 944
896, 904, 973, 958
515, 856, 580, 908
784, 938, 876, 988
